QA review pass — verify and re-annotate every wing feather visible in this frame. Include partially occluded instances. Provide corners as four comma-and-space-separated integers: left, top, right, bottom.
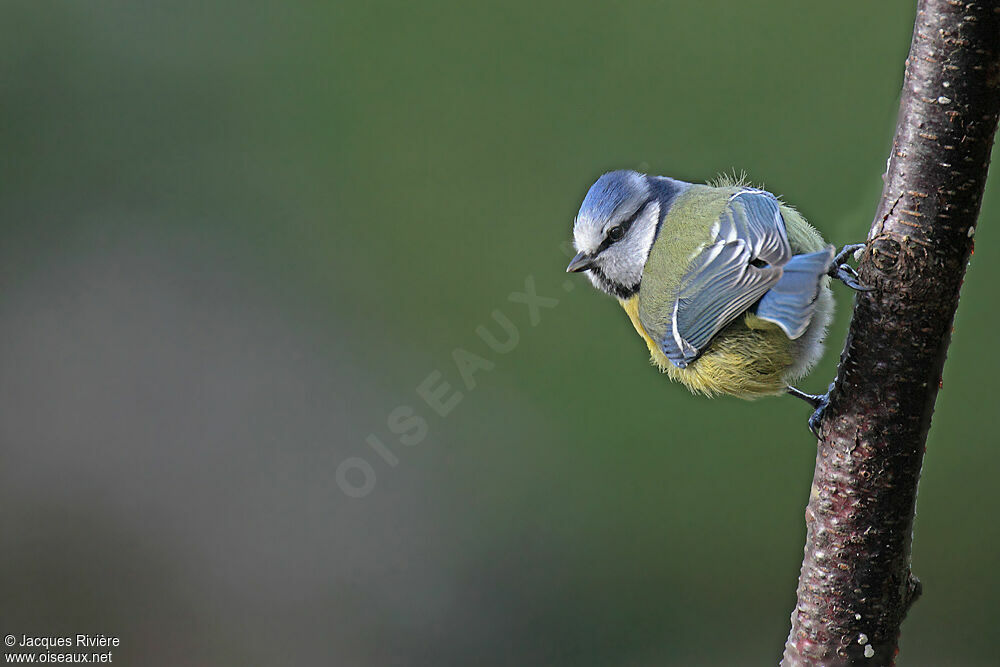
651, 190, 793, 369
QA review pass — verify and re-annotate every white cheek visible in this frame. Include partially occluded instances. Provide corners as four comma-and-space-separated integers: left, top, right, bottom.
631, 204, 660, 262
605, 203, 660, 285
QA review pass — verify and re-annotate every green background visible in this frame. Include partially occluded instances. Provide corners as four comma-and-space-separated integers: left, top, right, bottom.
1, 2, 996, 665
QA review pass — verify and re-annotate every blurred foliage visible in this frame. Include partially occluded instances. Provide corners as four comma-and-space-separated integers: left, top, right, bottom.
1, 2, 997, 665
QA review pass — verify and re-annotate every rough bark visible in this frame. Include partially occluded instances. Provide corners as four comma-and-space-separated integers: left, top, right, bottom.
780, 2, 1000, 665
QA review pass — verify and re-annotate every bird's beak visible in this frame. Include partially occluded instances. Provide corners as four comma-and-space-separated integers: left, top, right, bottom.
566, 252, 593, 273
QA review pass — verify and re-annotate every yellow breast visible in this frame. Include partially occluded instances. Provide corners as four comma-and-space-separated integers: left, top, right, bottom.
619, 295, 671, 368
618, 295, 793, 399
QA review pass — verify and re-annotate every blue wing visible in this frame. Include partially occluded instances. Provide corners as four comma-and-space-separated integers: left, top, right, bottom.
657, 190, 793, 368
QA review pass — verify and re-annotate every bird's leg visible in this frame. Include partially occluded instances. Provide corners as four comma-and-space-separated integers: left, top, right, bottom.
828, 243, 874, 292
787, 385, 833, 437
786, 386, 825, 409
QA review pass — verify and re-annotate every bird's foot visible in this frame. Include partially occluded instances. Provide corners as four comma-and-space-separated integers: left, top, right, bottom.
828, 243, 875, 292
833, 243, 865, 266
787, 385, 832, 437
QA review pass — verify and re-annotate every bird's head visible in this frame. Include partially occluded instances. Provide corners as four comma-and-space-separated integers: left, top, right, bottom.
567, 170, 662, 299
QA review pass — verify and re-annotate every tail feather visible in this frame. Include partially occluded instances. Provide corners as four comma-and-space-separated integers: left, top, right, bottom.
755, 246, 835, 339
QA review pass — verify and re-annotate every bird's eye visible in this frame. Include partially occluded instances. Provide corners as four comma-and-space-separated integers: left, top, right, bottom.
608, 225, 624, 241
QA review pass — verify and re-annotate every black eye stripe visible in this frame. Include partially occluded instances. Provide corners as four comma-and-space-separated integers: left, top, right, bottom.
594, 198, 653, 254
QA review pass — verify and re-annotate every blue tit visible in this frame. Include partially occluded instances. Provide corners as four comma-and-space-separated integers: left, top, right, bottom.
566, 170, 864, 400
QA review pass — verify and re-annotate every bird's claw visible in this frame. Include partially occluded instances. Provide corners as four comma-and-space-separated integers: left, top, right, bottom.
830, 264, 875, 292
828, 243, 875, 292
807, 394, 829, 438
787, 384, 833, 438
833, 243, 865, 266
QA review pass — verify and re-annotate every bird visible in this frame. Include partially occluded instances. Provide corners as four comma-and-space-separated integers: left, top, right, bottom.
566, 170, 866, 413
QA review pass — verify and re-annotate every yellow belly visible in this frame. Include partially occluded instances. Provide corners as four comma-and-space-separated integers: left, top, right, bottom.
619, 295, 793, 399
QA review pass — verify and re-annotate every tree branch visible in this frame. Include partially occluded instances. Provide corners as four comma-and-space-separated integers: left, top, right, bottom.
781, 2, 1000, 665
